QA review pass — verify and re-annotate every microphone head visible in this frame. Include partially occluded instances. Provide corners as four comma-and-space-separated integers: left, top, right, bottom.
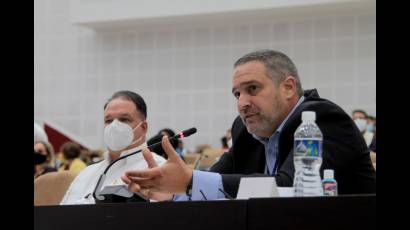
178, 127, 197, 139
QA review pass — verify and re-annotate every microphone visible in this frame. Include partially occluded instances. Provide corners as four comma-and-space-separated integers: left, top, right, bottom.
92, 127, 197, 203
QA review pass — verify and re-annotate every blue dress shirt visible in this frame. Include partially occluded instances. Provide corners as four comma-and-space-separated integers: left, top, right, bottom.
174, 96, 305, 201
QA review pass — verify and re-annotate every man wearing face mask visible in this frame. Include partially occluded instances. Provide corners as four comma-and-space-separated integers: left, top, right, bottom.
367, 116, 376, 133
60, 91, 166, 205
352, 109, 374, 147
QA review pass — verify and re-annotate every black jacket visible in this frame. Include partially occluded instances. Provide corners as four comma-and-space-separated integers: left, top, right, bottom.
210, 89, 376, 197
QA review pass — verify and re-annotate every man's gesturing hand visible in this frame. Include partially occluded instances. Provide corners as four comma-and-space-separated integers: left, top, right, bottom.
121, 135, 193, 198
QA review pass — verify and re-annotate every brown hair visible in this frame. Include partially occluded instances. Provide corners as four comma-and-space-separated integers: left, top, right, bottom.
60, 142, 82, 160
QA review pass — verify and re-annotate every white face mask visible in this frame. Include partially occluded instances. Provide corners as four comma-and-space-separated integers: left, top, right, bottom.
103, 119, 143, 152
367, 124, 375, 133
354, 119, 367, 133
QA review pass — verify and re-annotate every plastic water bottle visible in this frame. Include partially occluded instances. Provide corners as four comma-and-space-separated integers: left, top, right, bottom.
322, 169, 338, 196
293, 111, 324, 196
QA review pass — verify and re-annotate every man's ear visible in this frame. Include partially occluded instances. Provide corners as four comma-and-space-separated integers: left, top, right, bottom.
141, 120, 148, 132
280, 76, 297, 100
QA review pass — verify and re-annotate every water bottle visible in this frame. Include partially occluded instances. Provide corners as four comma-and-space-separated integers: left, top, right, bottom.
322, 169, 338, 196
293, 111, 324, 196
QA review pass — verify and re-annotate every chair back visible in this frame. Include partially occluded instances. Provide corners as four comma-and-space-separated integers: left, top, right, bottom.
370, 151, 376, 170
34, 171, 78, 206
184, 153, 201, 169
197, 148, 225, 170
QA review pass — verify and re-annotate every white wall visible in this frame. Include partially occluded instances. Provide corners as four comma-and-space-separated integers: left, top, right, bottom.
69, 0, 364, 27
34, 0, 376, 151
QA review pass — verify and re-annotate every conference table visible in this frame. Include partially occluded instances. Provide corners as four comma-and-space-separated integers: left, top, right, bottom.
35, 194, 375, 230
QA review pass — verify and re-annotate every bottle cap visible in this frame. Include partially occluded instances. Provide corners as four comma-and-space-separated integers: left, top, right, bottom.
324, 169, 334, 179
302, 111, 316, 122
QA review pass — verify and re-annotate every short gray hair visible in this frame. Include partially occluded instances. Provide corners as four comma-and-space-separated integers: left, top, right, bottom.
234, 49, 304, 96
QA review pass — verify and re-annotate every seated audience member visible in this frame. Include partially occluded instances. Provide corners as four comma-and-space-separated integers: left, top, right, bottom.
195, 144, 212, 154
369, 131, 376, 169
122, 49, 376, 200
221, 128, 233, 152
367, 115, 376, 133
34, 122, 48, 143
224, 129, 232, 152
60, 90, 166, 205
147, 128, 179, 159
175, 139, 188, 158
352, 109, 374, 147
54, 150, 65, 169
86, 149, 104, 165
78, 149, 103, 166
58, 142, 87, 173
221, 136, 229, 152
34, 141, 57, 179
226, 129, 232, 148
79, 149, 90, 165
369, 132, 376, 153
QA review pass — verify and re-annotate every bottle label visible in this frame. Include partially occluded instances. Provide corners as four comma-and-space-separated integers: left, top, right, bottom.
323, 183, 337, 196
294, 139, 322, 157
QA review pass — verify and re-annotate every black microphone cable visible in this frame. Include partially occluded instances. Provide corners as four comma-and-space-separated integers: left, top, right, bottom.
199, 190, 208, 201
218, 188, 234, 200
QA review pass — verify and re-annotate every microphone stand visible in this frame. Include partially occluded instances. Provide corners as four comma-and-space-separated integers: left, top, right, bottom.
93, 127, 197, 203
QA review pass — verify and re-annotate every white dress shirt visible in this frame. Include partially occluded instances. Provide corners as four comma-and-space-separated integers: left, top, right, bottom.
60, 143, 166, 205
363, 131, 374, 147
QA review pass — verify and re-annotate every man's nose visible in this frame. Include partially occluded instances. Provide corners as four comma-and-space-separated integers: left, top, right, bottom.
237, 94, 251, 111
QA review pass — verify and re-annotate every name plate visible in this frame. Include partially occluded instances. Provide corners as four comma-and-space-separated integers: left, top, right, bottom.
236, 177, 279, 199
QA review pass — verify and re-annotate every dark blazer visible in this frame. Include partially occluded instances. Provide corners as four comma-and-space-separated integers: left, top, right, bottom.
210, 89, 376, 197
